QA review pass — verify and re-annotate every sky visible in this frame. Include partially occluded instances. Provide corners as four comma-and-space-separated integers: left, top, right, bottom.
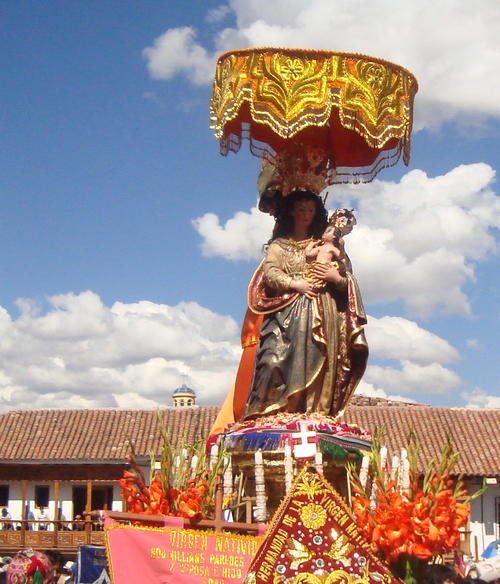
0, 1, 499, 413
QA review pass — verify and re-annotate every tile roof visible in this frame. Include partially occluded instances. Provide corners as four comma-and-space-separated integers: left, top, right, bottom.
0, 406, 220, 462
344, 406, 500, 477
0, 404, 498, 476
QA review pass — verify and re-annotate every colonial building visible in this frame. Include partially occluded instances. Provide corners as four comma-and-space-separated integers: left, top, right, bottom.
0, 397, 498, 558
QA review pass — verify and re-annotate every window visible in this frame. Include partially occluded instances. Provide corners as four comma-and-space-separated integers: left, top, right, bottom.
35, 485, 50, 508
0, 485, 9, 507
72, 485, 114, 517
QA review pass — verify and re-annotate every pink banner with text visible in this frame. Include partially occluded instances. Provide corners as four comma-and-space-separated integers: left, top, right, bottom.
106, 524, 262, 584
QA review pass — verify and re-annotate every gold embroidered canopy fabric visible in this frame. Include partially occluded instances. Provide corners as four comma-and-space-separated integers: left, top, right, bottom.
210, 48, 418, 183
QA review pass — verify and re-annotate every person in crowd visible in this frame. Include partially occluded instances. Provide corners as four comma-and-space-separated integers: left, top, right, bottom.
26, 509, 36, 531
0, 557, 12, 584
41, 550, 64, 584
73, 515, 84, 531
1, 508, 12, 530
36, 507, 50, 531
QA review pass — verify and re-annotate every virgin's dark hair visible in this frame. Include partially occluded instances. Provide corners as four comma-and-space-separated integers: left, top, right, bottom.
272, 190, 328, 240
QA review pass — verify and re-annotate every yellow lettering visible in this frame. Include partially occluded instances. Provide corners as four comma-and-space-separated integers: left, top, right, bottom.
213, 536, 260, 556
150, 547, 166, 560
169, 531, 208, 551
168, 550, 205, 563
222, 567, 242, 579
257, 561, 273, 579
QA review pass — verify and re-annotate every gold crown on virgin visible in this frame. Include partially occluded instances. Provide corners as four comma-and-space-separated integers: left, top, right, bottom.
258, 143, 336, 209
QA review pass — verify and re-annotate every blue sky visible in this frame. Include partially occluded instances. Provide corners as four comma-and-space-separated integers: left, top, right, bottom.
0, 1, 498, 412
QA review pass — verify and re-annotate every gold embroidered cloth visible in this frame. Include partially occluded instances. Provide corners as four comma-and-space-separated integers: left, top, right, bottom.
243, 468, 403, 584
210, 48, 418, 182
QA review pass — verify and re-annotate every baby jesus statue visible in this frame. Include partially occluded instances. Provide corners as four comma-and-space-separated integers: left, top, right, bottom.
303, 208, 357, 291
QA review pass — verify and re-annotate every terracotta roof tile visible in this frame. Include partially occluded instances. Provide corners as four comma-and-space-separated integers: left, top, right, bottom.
0, 405, 498, 476
343, 406, 500, 476
0, 407, 220, 462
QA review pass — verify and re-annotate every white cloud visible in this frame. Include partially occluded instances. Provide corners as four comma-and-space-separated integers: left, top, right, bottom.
143, 0, 500, 128
16, 291, 111, 340
206, 5, 232, 24
113, 391, 166, 409
461, 387, 500, 409
354, 380, 417, 404
142, 27, 214, 85
0, 292, 240, 413
0, 386, 97, 411
193, 164, 500, 317
365, 361, 461, 395
358, 312, 462, 400
345, 164, 499, 316
0, 289, 465, 412
367, 316, 458, 364
355, 381, 389, 400
192, 207, 274, 260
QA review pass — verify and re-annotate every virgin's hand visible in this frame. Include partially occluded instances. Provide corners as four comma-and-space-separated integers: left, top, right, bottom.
290, 279, 318, 299
312, 263, 343, 284
303, 285, 319, 299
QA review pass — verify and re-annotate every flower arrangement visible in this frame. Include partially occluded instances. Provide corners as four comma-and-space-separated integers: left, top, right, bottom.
348, 430, 485, 583
119, 413, 227, 520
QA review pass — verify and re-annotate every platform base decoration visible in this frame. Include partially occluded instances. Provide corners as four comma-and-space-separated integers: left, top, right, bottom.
211, 413, 372, 522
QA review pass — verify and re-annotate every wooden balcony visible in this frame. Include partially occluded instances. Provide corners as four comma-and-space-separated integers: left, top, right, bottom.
0, 520, 104, 556
0, 488, 262, 556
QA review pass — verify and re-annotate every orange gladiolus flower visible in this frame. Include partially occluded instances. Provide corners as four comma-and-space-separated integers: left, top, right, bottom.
350, 435, 475, 567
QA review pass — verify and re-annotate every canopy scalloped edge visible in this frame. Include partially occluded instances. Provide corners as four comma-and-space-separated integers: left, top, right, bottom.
210, 47, 418, 172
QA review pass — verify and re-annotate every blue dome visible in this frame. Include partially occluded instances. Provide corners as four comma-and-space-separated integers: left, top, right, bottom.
173, 384, 195, 395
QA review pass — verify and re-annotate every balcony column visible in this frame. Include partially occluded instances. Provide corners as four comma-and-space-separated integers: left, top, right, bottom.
85, 480, 93, 543
53, 480, 60, 518
21, 479, 27, 546
86, 480, 92, 512
53, 480, 60, 542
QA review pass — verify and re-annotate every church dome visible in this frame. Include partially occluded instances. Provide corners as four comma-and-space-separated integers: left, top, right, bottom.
172, 384, 196, 407
173, 384, 195, 396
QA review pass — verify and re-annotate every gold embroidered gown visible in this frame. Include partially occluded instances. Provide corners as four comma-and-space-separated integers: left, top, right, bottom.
244, 237, 368, 420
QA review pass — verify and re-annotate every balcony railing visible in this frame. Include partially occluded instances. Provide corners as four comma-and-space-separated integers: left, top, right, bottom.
0, 519, 105, 553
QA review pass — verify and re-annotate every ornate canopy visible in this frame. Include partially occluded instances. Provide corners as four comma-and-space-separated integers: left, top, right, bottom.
210, 48, 418, 184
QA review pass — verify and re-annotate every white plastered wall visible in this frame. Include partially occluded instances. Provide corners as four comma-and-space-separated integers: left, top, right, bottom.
468, 478, 500, 559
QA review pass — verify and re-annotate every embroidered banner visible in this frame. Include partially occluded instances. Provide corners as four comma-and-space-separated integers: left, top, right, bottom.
243, 469, 403, 584
106, 525, 262, 584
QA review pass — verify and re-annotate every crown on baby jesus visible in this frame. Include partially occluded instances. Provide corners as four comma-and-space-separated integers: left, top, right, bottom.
328, 208, 356, 237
